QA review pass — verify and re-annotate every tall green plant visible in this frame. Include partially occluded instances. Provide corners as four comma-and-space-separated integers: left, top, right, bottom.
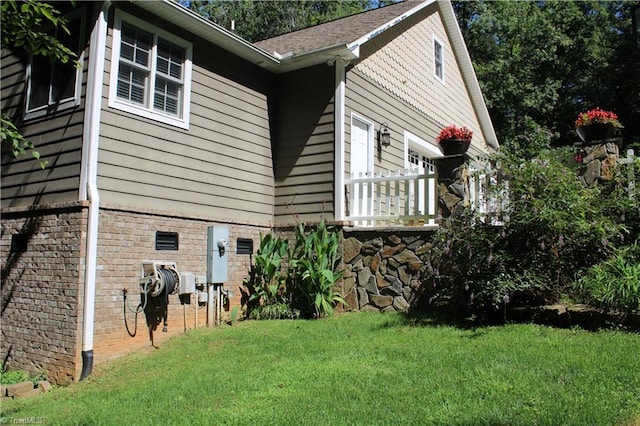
288, 221, 346, 317
575, 243, 640, 314
244, 233, 288, 306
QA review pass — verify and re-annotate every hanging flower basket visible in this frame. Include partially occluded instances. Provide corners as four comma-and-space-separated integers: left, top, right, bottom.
575, 107, 623, 143
576, 123, 617, 143
436, 125, 473, 156
438, 139, 471, 156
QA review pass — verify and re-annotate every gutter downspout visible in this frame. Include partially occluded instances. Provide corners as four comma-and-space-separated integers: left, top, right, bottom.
79, 1, 110, 381
333, 59, 346, 222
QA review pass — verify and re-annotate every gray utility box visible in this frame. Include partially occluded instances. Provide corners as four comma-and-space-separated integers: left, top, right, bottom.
206, 226, 229, 284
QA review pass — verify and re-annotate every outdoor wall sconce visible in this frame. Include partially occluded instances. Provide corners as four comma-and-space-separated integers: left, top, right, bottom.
378, 122, 391, 148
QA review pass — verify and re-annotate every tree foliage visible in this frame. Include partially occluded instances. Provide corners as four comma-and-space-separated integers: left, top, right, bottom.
185, 0, 388, 42
454, 0, 640, 153
1, 0, 78, 168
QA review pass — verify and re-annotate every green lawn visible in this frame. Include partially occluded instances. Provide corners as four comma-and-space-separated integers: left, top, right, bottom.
2, 312, 639, 425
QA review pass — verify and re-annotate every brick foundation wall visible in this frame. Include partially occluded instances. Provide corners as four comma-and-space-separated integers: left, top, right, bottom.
93, 207, 270, 362
1, 203, 87, 384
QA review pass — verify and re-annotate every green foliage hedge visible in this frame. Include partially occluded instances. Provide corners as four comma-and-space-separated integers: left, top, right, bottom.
420, 147, 639, 322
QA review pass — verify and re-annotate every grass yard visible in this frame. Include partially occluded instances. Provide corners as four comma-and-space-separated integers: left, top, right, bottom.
2, 312, 639, 425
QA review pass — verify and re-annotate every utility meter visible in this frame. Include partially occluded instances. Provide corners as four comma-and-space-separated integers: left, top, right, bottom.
207, 226, 229, 283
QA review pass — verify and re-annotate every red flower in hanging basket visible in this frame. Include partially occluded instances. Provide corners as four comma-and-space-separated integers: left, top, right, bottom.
575, 107, 623, 128
436, 125, 473, 143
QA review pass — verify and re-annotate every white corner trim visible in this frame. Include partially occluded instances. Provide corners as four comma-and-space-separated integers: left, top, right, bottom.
334, 60, 346, 221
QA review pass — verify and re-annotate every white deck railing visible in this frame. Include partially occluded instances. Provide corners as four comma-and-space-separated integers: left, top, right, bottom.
345, 169, 438, 226
344, 150, 636, 227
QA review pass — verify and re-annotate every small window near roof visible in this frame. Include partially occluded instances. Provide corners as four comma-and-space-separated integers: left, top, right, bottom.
434, 36, 444, 83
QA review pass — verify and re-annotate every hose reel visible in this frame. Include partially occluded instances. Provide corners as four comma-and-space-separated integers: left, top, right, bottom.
140, 262, 180, 298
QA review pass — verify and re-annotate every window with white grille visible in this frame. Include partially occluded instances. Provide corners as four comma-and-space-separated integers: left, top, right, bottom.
433, 36, 444, 83
25, 9, 85, 118
109, 10, 192, 129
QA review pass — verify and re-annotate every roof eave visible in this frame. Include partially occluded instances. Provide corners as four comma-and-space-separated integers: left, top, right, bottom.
347, 0, 437, 51
135, 1, 281, 71
272, 44, 359, 73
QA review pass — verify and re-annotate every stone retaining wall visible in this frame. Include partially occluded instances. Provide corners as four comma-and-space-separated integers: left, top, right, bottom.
340, 228, 436, 313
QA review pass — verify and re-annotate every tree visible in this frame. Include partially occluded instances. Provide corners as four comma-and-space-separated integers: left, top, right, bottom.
1, 0, 78, 168
185, 0, 388, 42
454, 0, 640, 155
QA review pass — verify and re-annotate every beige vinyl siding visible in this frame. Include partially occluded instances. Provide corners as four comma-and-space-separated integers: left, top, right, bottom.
272, 65, 335, 224
1, 10, 89, 209
354, 3, 488, 154
99, 12, 274, 224
346, 69, 447, 176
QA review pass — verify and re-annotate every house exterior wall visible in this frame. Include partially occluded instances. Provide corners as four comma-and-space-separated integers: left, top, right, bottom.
0, 4, 92, 208
345, 68, 444, 177
0, 203, 87, 384
98, 4, 275, 225
272, 64, 336, 224
353, 3, 489, 157
91, 207, 268, 362
89, 5, 277, 364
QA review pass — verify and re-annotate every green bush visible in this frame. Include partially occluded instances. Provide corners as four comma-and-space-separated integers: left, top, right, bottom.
575, 243, 640, 314
421, 148, 631, 322
0, 367, 30, 385
288, 221, 346, 318
244, 232, 289, 313
245, 221, 346, 319
248, 303, 301, 320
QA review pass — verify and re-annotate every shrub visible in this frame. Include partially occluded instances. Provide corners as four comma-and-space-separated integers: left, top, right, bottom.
288, 221, 346, 318
575, 243, 640, 314
244, 221, 347, 319
0, 367, 29, 385
244, 232, 289, 309
248, 303, 301, 320
421, 148, 629, 322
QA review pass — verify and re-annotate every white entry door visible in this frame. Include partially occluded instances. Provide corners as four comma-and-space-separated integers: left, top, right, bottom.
350, 115, 373, 221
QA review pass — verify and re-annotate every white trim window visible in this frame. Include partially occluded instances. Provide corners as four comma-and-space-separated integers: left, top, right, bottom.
25, 9, 85, 118
109, 10, 192, 129
433, 36, 445, 83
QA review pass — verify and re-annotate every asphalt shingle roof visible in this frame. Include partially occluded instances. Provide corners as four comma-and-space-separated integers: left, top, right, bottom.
254, 1, 423, 56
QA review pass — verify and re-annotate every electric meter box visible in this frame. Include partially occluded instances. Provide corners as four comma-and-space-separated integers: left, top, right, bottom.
207, 226, 229, 283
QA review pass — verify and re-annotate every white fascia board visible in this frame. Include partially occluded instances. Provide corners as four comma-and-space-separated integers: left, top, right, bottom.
136, 1, 280, 71
346, 0, 436, 52
274, 44, 358, 73
438, 0, 499, 150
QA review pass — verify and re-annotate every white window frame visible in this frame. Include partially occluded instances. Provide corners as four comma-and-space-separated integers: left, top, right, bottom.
433, 35, 445, 84
108, 9, 192, 129
24, 8, 86, 120
404, 131, 441, 224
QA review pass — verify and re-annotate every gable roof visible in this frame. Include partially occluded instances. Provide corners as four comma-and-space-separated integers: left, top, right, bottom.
254, 1, 425, 57
134, 0, 498, 149
253, 0, 498, 149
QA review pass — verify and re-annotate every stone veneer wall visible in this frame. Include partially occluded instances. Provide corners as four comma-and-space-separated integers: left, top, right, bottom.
1, 203, 88, 384
578, 141, 620, 186
340, 228, 436, 313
